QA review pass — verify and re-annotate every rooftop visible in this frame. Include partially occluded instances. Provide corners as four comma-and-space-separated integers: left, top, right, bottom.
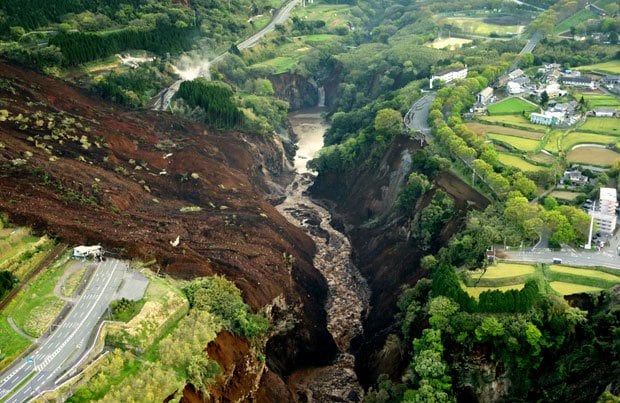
600, 187, 617, 202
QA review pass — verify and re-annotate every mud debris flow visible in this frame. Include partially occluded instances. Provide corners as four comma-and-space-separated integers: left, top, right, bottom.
278, 109, 369, 402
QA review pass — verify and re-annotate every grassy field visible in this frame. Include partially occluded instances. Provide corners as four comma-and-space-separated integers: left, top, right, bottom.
0, 252, 71, 371
105, 272, 188, 353
498, 153, 542, 171
561, 131, 617, 150
567, 146, 620, 166
549, 190, 584, 201
576, 60, 620, 75
466, 122, 544, 140
293, 4, 353, 28
578, 117, 620, 135
427, 37, 472, 49
479, 115, 547, 132
487, 97, 539, 116
463, 263, 618, 300
488, 133, 540, 152
9, 255, 70, 337
579, 93, 620, 109
554, 9, 597, 34
61, 266, 87, 298
0, 229, 56, 281
442, 17, 524, 36
549, 265, 620, 283
550, 282, 603, 295
252, 56, 297, 74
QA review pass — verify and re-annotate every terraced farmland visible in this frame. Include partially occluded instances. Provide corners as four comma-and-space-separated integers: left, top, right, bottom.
479, 115, 547, 132
567, 146, 620, 166
579, 117, 620, 135
466, 122, 544, 139
561, 131, 617, 150
498, 153, 542, 171
488, 133, 540, 151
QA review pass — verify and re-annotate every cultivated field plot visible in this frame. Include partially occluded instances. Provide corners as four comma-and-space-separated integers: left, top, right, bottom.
549, 190, 583, 201
482, 263, 535, 278
488, 133, 540, 151
578, 117, 620, 135
463, 284, 525, 299
549, 265, 620, 283
498, 152, 542, 171
550, 281, 602, 295
527, 152, 555, 165
479, 115, 547, 132
462, 263, 618, 300
567, 146, 620, 166
466, 122, 543, 139
544, 129, 564, 153
579, 93, 620, 109
561, 131, 617, 150
427, 37, 472, 49
487, 97, 539, 116
576, 59, 620, 75
441, 17, 524, 36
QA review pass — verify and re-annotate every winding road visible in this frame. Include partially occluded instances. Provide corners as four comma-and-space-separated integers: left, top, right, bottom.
152, 0, 301, 110
0, 259, 126, 403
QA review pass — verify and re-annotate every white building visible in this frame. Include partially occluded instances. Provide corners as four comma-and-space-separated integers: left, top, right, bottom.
593, 108, 616, 117
506, 81, 522, 94
477, 87, 493, 105
560, 76, 595, 89
73, 245, 103, 259
430, 66, 468, 89
508, 68, 524, 80
590, 188, 617, 234
530, 111, 564, 126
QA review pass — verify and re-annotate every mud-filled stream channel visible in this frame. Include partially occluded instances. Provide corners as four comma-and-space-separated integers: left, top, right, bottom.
277, 108, 370, 402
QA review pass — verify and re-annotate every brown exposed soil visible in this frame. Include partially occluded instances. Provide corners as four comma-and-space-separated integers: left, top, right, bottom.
0, 61, 338, 399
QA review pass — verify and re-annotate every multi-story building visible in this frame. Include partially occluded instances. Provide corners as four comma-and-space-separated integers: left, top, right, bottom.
591, 187, 617, 234
430, 66, 468, 89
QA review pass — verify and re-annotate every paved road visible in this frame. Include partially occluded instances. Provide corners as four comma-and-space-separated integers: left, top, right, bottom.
152, 0, 301, 110
404, 93, 436, 141
0, 259, 126, 402
502, 240, 620, 270
520, 31, 542, 54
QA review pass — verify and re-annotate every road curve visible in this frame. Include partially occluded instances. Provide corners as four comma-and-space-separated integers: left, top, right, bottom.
152, 0, 301, 110
0, 259, 126, 403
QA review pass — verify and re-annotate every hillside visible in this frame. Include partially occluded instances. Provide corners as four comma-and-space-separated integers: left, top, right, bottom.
0, 60, 337, 399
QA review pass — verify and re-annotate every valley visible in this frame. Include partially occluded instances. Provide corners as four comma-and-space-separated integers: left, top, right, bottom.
0, 0, 619, 401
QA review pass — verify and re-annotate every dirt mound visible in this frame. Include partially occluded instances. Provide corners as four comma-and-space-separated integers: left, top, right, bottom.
0, 61, 337, 396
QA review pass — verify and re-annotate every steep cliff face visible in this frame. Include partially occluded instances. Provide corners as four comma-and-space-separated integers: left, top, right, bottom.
310, 135, 489, 386
0, 61, 337, 399
268, 73, 318, 111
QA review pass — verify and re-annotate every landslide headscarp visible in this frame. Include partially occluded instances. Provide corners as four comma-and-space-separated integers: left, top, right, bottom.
0, 61, 337, 397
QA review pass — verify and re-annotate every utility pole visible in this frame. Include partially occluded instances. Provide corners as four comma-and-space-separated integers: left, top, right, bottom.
585, 201, 595, 249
